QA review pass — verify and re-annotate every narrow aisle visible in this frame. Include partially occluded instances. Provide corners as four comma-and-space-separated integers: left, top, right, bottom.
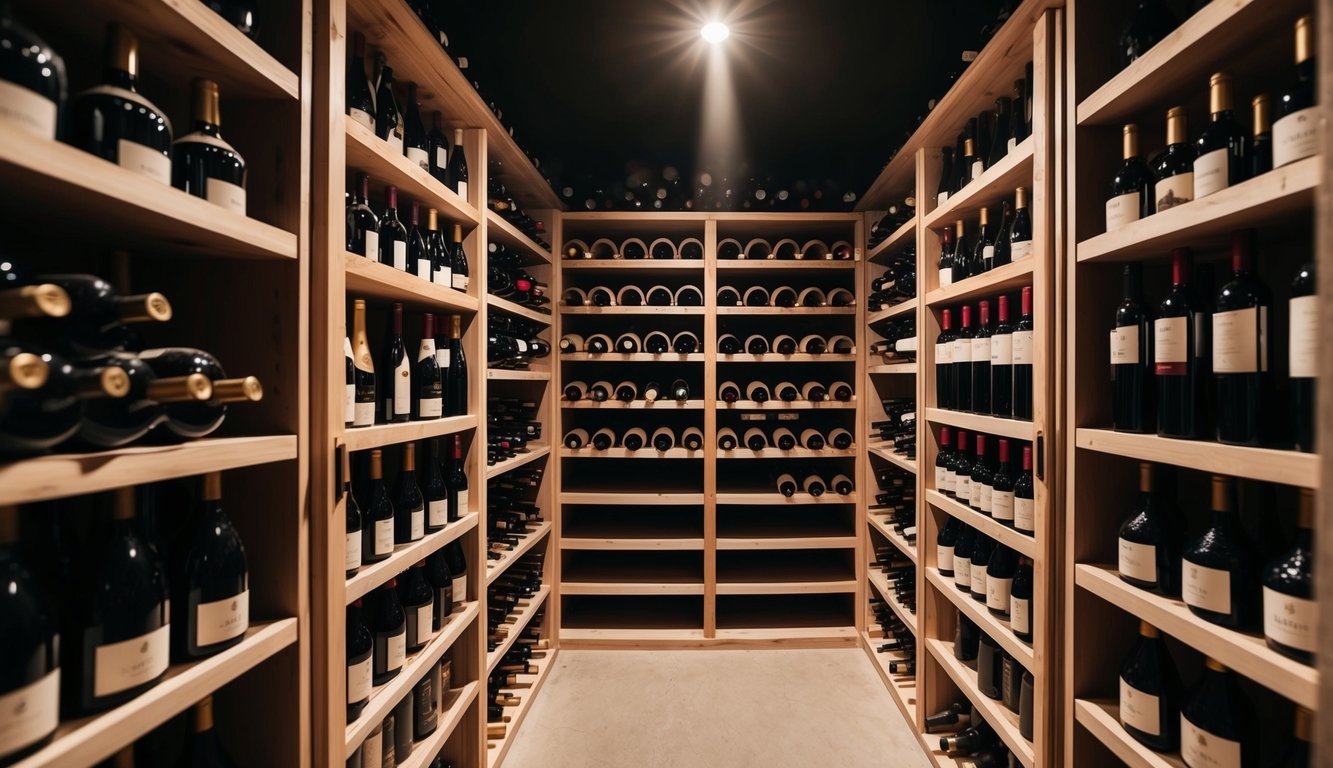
503, 650, 931, 768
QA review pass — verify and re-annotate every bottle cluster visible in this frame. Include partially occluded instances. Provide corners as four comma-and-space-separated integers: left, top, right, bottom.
563, 425, 704, 453
930, 692, 1031, 764
773, 471, 854, 498
487, 398, 543, 467
953, 609, 1035, 742
565, 378, 692, 404
487, 315, 551, 371
716, 238, 853, 261
487, 247, 551, 312
936, 428, 1035, 535
716, 285, 856, 308
562, 284, 704, 308
563, 237, 703, 261
868, 201, 916, 248
718, 380, 852, 404
716, 426, 853, 452
345, 301, 468, 428
870, 600, 914, 671
717, 333, 855, 356
869, 321, 917, 365
345, 174, 472, 293
486, 639, 548, 744
869, 251, 917, 310
872, 399, 917, 461
934, 64, 1035, 207
488, 181, 550, 249
872, 552, 916, 617
936, 188, 1034, 288
487, 467, 546, 563
561, 331, 701, 355
870, 467, 915, 545
935, 288, 1034, 421
487, 551, 546, 650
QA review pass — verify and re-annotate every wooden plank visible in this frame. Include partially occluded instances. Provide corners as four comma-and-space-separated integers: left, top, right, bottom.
488, 295, 552, 325
718, 448, 859, 460
344, 253, 482, 313
869, 568, 919, 635
868, 363, 919, 375
486, 586, 552, 673
345, 513, 479, 603
562, 491, 706, 505
561, 447, 704, 459
924, 408, 1036, 441
486, 209, 554, 263
924, 259, 1036, 308
717, 353, 858, 363
924, 567, 1034, 668
558, 353, 705, 362
487, 370, 550, 381
561, 399, 706, 410
718, 399, 857, 411
926, 490, 1038, 559
867, 217, 919, 261
1073, 699, 1188, 768
485, 521, 554, 586
922, 137, 1035, 230
715, 492, 857, 506
484, 655, 556, 768
560, 305, 706, 315
868, 299, 920, 324
868, 514, 918, 565
868, 441, 919, 474
484, 443, 551, 479
1076, 429, 1318, 488
345, 120, 479, 226
343, 414, 477, 451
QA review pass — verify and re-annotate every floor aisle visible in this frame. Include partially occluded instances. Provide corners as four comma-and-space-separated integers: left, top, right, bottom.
503, 649, 931, 768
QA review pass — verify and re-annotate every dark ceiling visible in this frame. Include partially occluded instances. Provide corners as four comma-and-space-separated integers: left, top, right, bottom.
452, 0, 997, 210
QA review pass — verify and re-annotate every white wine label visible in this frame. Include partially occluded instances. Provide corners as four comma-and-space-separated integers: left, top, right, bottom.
935, 466, 947, 490
354, 401, 376, 427
938, 544, 954, 572
935, 341, 953, 365
386, 630, 406, 672
393, 360, 411, 417
1009, 240, 1033, 261
345, 530, 362, 571
970, 563, 986, 596
952, 337, 972, 364
1181, 715, 1242, 768
954, 558, 972, 588
118, 140, 171, 185
410, 507, 424, 541
992, 490, 1015, 522
455, 181, 468, 201
434, 263, 452, 287
1105, 191, 1142, 231
416, 258, 432, 281
392, 240, 407, 271
940, 267, 954, 287
969, 479, 982, 509
1213, 307, 1268, 373
956, 474, 972, 501
1193, 148, 1231, 198
0, 668, 58, 755
457, 489, 470, 514
1010, 596, 1030, 635
195, 589, 249, 647
1119, 678, 1162, 736
345, 384, 356, 423
435, 349, 451, 370
205, 178, 247, 216
452, 273, 469, 292
363, 230, 379, 260
1111, 326, 1140, 365
1273, 107, 1319, 168
1263, 587, 1317, 653
451, 573, 467, 604
406, 146, 429, 172
937, 191, 950, 205
434, 147, 447, 170
374, 518, 395, 556
1014, 497, 1035, 531
987, 576, 1013, 612
0, 80, 57, 140
416, 604, 433, 646
972, 337, 988, 363
347, 656, 371, 705
1289, 295, 1318, 379
978, 484, 993, 513
428, 500, 448, 528
942, 469, 955, 494
419, 396, 442, 419
1012, 331, 1034, 364
349, 108, 375, 132
1119, 538, 1158, 583
93, 622, 169, 697
1155, 173, 1194, 212
991, 334, 1012, 365
1182, 561, 1232, 614
1154, 317, 1188, 374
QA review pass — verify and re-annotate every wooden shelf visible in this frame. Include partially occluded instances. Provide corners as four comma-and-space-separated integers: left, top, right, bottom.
868, 362, 918, 375
345, 253, 482, 313
485, 209, 554, 263
868, 299, 919, 324
714, 306, 857, 316
1076, 0, 1311, 126
1075, 564, 1317, 708
345, 602, 479, 752
561, 305, 706, 315
562, 398, 705, 410
396, 683, 481, 768
926, 490, 1037, 559
924, 567, 1033, 669
486, 585, 551, 673
485, 520, 554, 586
719, 399, 857, 411
563, 535, 707, 551
716, 260, 857, 270
867, 218, 919, 260
718, 447, 859, 459
1076, 429, 1318, 488
867, 441, 918, 474
562, 490, 706, 505
924, 259, 1035, 307
561, 447, 703, 460
869, 568, 918, 635
485, 652, 559, 768
860, 631, 919, 723
0, 130, 299, 261
345, 513, 479, 604
716, 492, 857, 506
558, 352, 705, 362
868, 514, 918, 565
486, 369, 550, 381
485, 443, 551, 479
345, 120, 480, 227
717, 353, 858, 363
716, 535, 858, 551
926, 638, 1035, 768
925, 408, 1035, 442
923, 137, 1035, 229
711, 625, 860, 643
487, 295, 552, 325
1073, 699, 1187, 768
0, 435, 298, 506
560, 260, 704, 270
716, 553, 856, 595
1076, 157, 1319, 263
562, 555, 705, 595
344, 415, 478, 452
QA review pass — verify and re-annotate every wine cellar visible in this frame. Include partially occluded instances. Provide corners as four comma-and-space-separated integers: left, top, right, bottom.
0, 0, 1330, 766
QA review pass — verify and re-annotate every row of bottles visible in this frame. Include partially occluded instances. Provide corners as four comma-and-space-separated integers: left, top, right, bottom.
562, 426, 705, 453
952, 611, 1035, 742
869, 251, 918, 309
563, 378, 692, 403
561, 285, 703, 308
868, 201, 917, 248
935, 428, 1035, 536
562, 237, 703, 261
716, 285, 856, 308
935, 288, 1035, 421
486, 248, 549, 311
485, 640, 549, 746
487, 552, 545, 648
487, 181, 549, 249
487, 398, 542, 467
872, 399, 917, 461
870, 465, 916, 544
717, 333, 855, 356
869, 319, 917, 364
345, 174, 472, 293
345, 301, 468, 428
936, 188, 1033, 288
716, 426, 854, 452
716, 239, 853, 261
934, 64, 1034, 208
937, 523, 1033, 641
718, 379, 853, 404
486, 467, 546, 565
487, 316, 550, 371
560, 331, 701, 355
871, 554, 916, 617
869, 610, 915, 673
774, 471, 855, 498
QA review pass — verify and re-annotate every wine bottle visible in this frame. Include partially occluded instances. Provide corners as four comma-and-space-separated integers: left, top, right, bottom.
1008, 187, 1033, 261
1249, 95, 1273, 178
1013, 286, 1034, 420
952, 220, 969, 281
76, 353, 213, 449
343, 337, 355, 427
991, 439, 1015, 526
410, 313, 443, 421
986, 545, 1017, 616
449, 224, 470, 292
447, 128, 469, 199
952, 523, 975, 592
0, 5, 65, 141
427, 112, 448, 185
1014, 445, 1034, 535
953, 304, 974, 412
938, 226, 955, 288
350, 299, 376, 427
1180, 658, 1255, 768
972, 300, 992, 413
1154, 107, 1194, 212
378, 186, 408, 271
394, 442, 425, 544
1119, 621, 1181, 751
362, 449, 395, 564
969, 532, 993, 602
615, 332, 641, 354
374, 66, 403, 153
1193, 72, 1247, 198
974, 207, 995, 274
444, 314, 467, 416
746, 381, 770, 403
1118, 0, 1179, 70
775, 381, 799, 402
175, 472, 248, 659
425, 549, 454, 630
1111, 263, 1153, 432
936, 148, 955, 205
17, 273, 171, 356
403, 82, 428, 172
379, 302, 410, 423
831, 474, 853, 495
399, 561, 433, 653
650, 427, 676, 452
1010, 556, 1033, 642
0, 347, 127, 453
828, 427, 853, 450
65, 487, 170, 715
642, 381, 663, 402
718, 380, 740, 403
1275, 708, 1313, 768
371, 579, 406, 685
717, 428, 738, 451
681, 427, 704, 451
345, 451, 363, 577
1107, 123, 1156, 229
444, 433, 468, 521
1182, 475, 1260, 628
346, 598, 372, 721
426, 209, 451, 288
172, 79, 246, 214
1273, 16, 1317, 169
936, 517, 960, 578
444, 540, 467, 605
1213, 230, 1270, 445
0, 505, 59, 762
1262, 488, 1315, 664
924, 702, 968, 734
1118, 462, 1181, 596
405, 203, 430, 282
1290, 258, 1316, 452
830, 381, 853, 402
800, 428, 825, 451
347, 173, 380, 259
1154, 248, 1200, 438
936, 308, 955, 409
802, 473, 826, 497
177, 695, 237, 767
775, 473, 797, 497
345, 33, 375, 131
72, 24, 172, 184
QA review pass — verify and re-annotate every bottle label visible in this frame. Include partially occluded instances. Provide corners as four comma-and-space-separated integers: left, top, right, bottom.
391, 240, 407, 271
1273, 107, 1319, 167
93, 622, 169, 697
428, 500, 448, 528
1007, 137, 1018, 153
972, 160, 984, 179
1154, 317, 1188, 374
386, 629, 406, 672
1014, 497, 1035, 531
205, 178, 247, 216
1181, 715, 1242, 768
392, 360, 411, 417
118, 140, 172, 186
456, 180, 469, 201
983, 245, 995, 266
1213, 307, 1268, 373
418, 396, 442, 419
935, 466, 947, 490
986, 576, 1012, 611
1289, 295, 1317, 379
992, 490, 1014, 522
0, 668, 58, 756
452, 574, 467, 603
416, 257, 432, 281
938, 544, 954, 572
434, 147, 447, 170
940, 267, 953, 287
410, 506, 424, 540
977, 483, 993, 513
991, 333, 1012, 365
954, 557, 971, 588
435, 349, 451, 370
971, 337, 988, 362
1263, 587, 1317, 653
1119, 538, 1158, 583
935, 341, 953, 365
1105, 192, 1142, 231
942, 468, 956, 495
969, 479, 983, 508
1010, 596, 1030, 634
434, 262, 452, 287
349, 108, 375, 132
354, 401, 376, 427
348, 656, 371, 705
970, 561, 986, 595
345, 384, 356, 423
1193, 148, 1230, 198
1182, 560, 1232, 613
416, 603, 434, 646
406, 146, 429, 173
195, 589, 250, 647
374, 518, 395, 556
952, 338, 972, 364
956, 473, 971, 501
452, 273, 469, 291
0, 80, 57, 140
1009, 240, 1033, 261
457, 489, 470, 514
1154, 173, 1194, 211
1012, 331, 1033, 364
346, 530, 362, 571
1111, 326, 1140, 366
937, 191, 950, 205
362, 726, 383, 768
1119, 678, 1162, 736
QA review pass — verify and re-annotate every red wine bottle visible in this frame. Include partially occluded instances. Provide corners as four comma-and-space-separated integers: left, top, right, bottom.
414, 314, 442, 420
427, 111, 449, 185
936, 308, 956, 409
1193, 73, 1247, 198
1117, 462, 1181, 596
1012, 288, 1034, 420
398, 561, 433, 653
172, 79, 247, 215
346, 598, 372, 721
393, 442, 425, 544
446, 434, 469, 521
1272, 16, 1317, 169
1153, 107, 1194, 212
374, 65, 403, 153
174, 472, 249, 660
447, 128, 469, 199
403, 82, 429, 173
0, 506, 59, 762
1111, 263, 1153, 432
422, 438, 448, 532
379, 186, 408, 271
1212, 230, 1270, 445
1154, 248, 1199, 438
972, 300, 992, 413
362, 449, 395, 564
1010, 556, 1032, 642
1289, 259, 1316, 452
136, 347, 262, 439
1013, 445, 1034, 535
72, 25, 172, 184
0, 5, 65, 142
1262, 488, 1315, 664
347, 173, 380, 259
1180, 659, 1255, 768
379, 302, 410, 423
953, 305, 974, 412
1118, 620, 1180, 751
1106, 124, 1155, 229
345, 33, 375, 131
1182, 476, 1260, 628
990, 438, 1015, 526
990, 297, 1013, 417
370, 579, 406, 685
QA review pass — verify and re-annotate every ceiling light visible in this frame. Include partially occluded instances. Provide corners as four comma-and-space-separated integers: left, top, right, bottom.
701, 21, 730, 44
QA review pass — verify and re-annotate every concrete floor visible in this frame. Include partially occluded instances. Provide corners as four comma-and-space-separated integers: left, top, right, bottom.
502, 649, 931, 768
